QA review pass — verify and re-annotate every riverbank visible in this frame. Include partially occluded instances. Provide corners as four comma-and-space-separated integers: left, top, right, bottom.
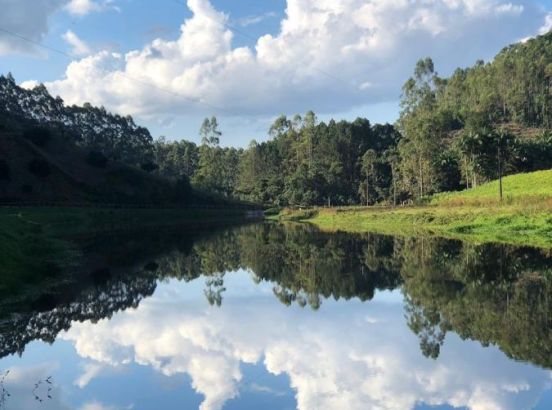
275, 170, 552, 248
0, 206, 260, 284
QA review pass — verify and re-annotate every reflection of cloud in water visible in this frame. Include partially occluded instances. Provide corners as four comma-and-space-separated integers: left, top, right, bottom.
60, 282, 552, 410
79, 402, 120, 410
75, 362, 105, 389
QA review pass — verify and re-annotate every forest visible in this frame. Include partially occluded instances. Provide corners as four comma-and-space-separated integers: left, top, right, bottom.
2, 32, 552, 207
153, 32, 552, 206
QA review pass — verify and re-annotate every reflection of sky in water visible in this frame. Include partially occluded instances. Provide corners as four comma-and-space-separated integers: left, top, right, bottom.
0, 270, 551, 410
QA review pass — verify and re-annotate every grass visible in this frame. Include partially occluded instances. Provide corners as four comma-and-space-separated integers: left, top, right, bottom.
432, 169, 552, 207
275, 170, 552, 248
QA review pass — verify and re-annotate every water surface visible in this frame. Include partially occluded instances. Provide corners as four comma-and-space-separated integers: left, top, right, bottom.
0, 222, 551, 410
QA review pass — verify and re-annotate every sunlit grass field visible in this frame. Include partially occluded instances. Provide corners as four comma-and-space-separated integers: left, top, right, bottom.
276, 169, 552, 248
432, 169, 552, 207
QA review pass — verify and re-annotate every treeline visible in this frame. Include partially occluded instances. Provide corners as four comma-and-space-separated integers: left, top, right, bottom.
0, 74, 154, 168
154, 33, 552, 206
4, 30, 552, 207
154, 114, 399, 205
396, 41, 552, 197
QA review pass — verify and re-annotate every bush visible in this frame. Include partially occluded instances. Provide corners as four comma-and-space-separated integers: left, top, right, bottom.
23, 126, 52, 147
140, 161, 159, 173
264, 207, 282, 216
0, 160, 10, 181
28, 158, 51, 177
86, 150, 109, 168
21, 184, 33, 194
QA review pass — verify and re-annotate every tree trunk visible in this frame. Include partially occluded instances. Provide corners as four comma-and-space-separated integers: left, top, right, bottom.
366, 178, 369, 206
498, 146, 503, 202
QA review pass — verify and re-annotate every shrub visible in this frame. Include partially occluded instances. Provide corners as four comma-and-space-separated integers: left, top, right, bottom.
23, 126, 52, 147
0, 160, 10, 181
86, 150, 109, 168
28, 158, 51, 177
140, 161, 159, 173
264, 207, 282, 216
21, 184, 33, 194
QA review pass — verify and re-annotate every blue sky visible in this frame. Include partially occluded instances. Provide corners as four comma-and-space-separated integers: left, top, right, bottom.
1, 0, 552, 146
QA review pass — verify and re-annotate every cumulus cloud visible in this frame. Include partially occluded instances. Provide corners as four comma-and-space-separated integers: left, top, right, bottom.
539, 12, 552, 34
65, 0, 119, 16
0, 0, 120, 56
44, 0, 547, 118
0, 0, 64, 55
60, 277, 552, 410
63, 30, 91, 55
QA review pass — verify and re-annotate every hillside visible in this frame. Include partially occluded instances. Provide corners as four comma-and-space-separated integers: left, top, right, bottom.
432, 169, 552, 206
0, 111, 233, 207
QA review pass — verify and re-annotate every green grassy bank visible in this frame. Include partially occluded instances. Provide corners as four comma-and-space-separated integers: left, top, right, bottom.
275, 170, 552, 248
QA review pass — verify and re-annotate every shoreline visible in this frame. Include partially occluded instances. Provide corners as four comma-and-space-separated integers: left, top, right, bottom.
274, 205, 552, 249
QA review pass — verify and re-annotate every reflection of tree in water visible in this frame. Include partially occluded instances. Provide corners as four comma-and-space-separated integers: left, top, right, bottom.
0, 220, 551, 372
204, 273, 226, 307
404, 298, 449, 359
400, 238, 552, 368
0, 371, 9, 406
159, 223, 404, 309
0, 270, 157, 358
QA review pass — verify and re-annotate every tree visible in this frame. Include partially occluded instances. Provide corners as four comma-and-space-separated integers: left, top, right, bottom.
200, 117, 222, 147
360, 149, 378, 205
194, 117, 224, 194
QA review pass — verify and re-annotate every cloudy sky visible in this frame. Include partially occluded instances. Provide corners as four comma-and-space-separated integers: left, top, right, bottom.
1, 0, 552, 146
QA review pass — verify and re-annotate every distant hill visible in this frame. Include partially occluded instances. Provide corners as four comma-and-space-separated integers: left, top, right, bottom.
0, 73, 254, 207
0, 106, 238, 207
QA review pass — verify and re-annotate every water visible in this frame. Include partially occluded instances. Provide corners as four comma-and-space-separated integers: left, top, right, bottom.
0, 222, 551, 410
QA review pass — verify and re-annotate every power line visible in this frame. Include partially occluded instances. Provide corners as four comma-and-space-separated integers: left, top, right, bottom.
0, 26, 234, 115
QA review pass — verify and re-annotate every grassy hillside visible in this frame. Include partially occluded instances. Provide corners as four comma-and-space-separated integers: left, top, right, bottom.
432, 169, 552, 207
275, 169, 552, 248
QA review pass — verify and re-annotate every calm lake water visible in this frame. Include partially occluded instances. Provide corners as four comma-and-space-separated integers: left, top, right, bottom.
0, 221, 551, 410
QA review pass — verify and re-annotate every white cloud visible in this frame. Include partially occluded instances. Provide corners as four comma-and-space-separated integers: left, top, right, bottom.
63, 30, 91, 55
60, 277, 552, 410
20, 79, 41, 89
65, 0, 119, 16
44, 0, 546, 120
0, 0, 119, 56
539, 12, 552, 34
0, 0, 65, 55
74, 362, 105, 388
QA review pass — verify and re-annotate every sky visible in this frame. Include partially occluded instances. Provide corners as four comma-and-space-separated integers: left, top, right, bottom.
1, 0, 552, 147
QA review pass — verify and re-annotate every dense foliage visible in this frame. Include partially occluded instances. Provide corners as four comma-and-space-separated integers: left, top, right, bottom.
3, 31, 552, 206
396, 33, 552, 198
0, 74, 154, 168
154, 114, 401, 206
154, 33, 552, 206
